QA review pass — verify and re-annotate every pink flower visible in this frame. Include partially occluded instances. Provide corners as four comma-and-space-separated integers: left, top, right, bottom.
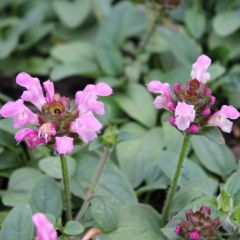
70, 112, 102, 143
175, 102, 196, 131
16, 72, 46, 110
147, 80, 174, 111
75, 83, 112, 115
191, 54, 211, 84
175, 225, 181, 235
55, 136, 74, 154
38, 123, 57, 143
15, 128, 44, 148
189, 231, 201, 240
0, 99, 39, 128
208, 105, 240, 133
32, 213, 57, 240
43, 80, 55, 104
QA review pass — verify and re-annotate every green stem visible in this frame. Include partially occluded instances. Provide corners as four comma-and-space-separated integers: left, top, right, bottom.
75, 147, 111, 222
60, 154, 72, 221
162, 134, 191, 223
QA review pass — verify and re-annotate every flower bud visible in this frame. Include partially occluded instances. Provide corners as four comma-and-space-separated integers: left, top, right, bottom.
169, 117, 176, 126
204, 87, 212, 96
188, 124, 200, 134
173, 83, 182, 93
210, 96, 216, 105
202, 108, 211, 117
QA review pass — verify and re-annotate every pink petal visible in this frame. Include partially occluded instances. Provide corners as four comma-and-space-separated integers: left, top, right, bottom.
43, 80, 55, 104
175, 102, 196, 131
95, 82, 113, 96
75, 83, 108, 115
147, 80, 170, 94
15, 128, 44, 148
70, 112, 102, 143
79, 112, 102, 132
16, 72, 46, 110
32, 213, 57, 240
191, 54, 211, 84
0, 99, 38, 128
220, 105, 240, 119
55, 136, 74, 155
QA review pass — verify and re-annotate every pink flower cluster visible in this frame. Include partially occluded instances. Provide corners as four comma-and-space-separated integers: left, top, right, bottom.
147, 55, 240, 134
0, 72, 112, 154
175, 205, 221, 240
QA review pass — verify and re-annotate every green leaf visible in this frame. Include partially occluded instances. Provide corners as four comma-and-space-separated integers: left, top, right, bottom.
170, 178, 218, 216
70, 153, 137, 203
93, 0, 112, 21
0, 18, 22, 59
200, 127, 225, 144
53, 0, 91, 28
29, 176, 63, 218
217, 190, 233, 213
91, 196, 118, 233
104, 204, 163, 240
116, 125, 164, 187
2, 168, 44, 207
39, 156, 76, 179
224, 169, 240, 201
148, 27, 201, 65
0, 205, 33, 240
185, 8, 206, 39
63, 221, 84, 235
51, 41, 95, 63
96, 42, 124, 76
115, 83, 157, 128
208, 63, 226, 81
50, 60, 100, 81
97, 1, 147, 47
146, 150, 213, 187
19, 23, 54, 50
213, 10, 240, 36
191, 136, 237, 177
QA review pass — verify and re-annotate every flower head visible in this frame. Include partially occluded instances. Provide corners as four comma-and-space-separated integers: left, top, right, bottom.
175, 205, 221, 240
0, 72, 112, 154
32, 213, 57, 240
147, 54, 240, 134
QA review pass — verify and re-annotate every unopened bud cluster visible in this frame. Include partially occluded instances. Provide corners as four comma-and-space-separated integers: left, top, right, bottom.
175, 205, 221, 240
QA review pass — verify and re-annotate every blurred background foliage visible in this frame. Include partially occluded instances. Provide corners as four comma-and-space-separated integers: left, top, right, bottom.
0, 0, 240, 239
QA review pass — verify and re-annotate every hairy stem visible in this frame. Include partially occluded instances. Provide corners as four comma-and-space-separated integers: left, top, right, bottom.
60, 154, 72, 221
75, 147, 111, 222
162, 134, 191, 223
